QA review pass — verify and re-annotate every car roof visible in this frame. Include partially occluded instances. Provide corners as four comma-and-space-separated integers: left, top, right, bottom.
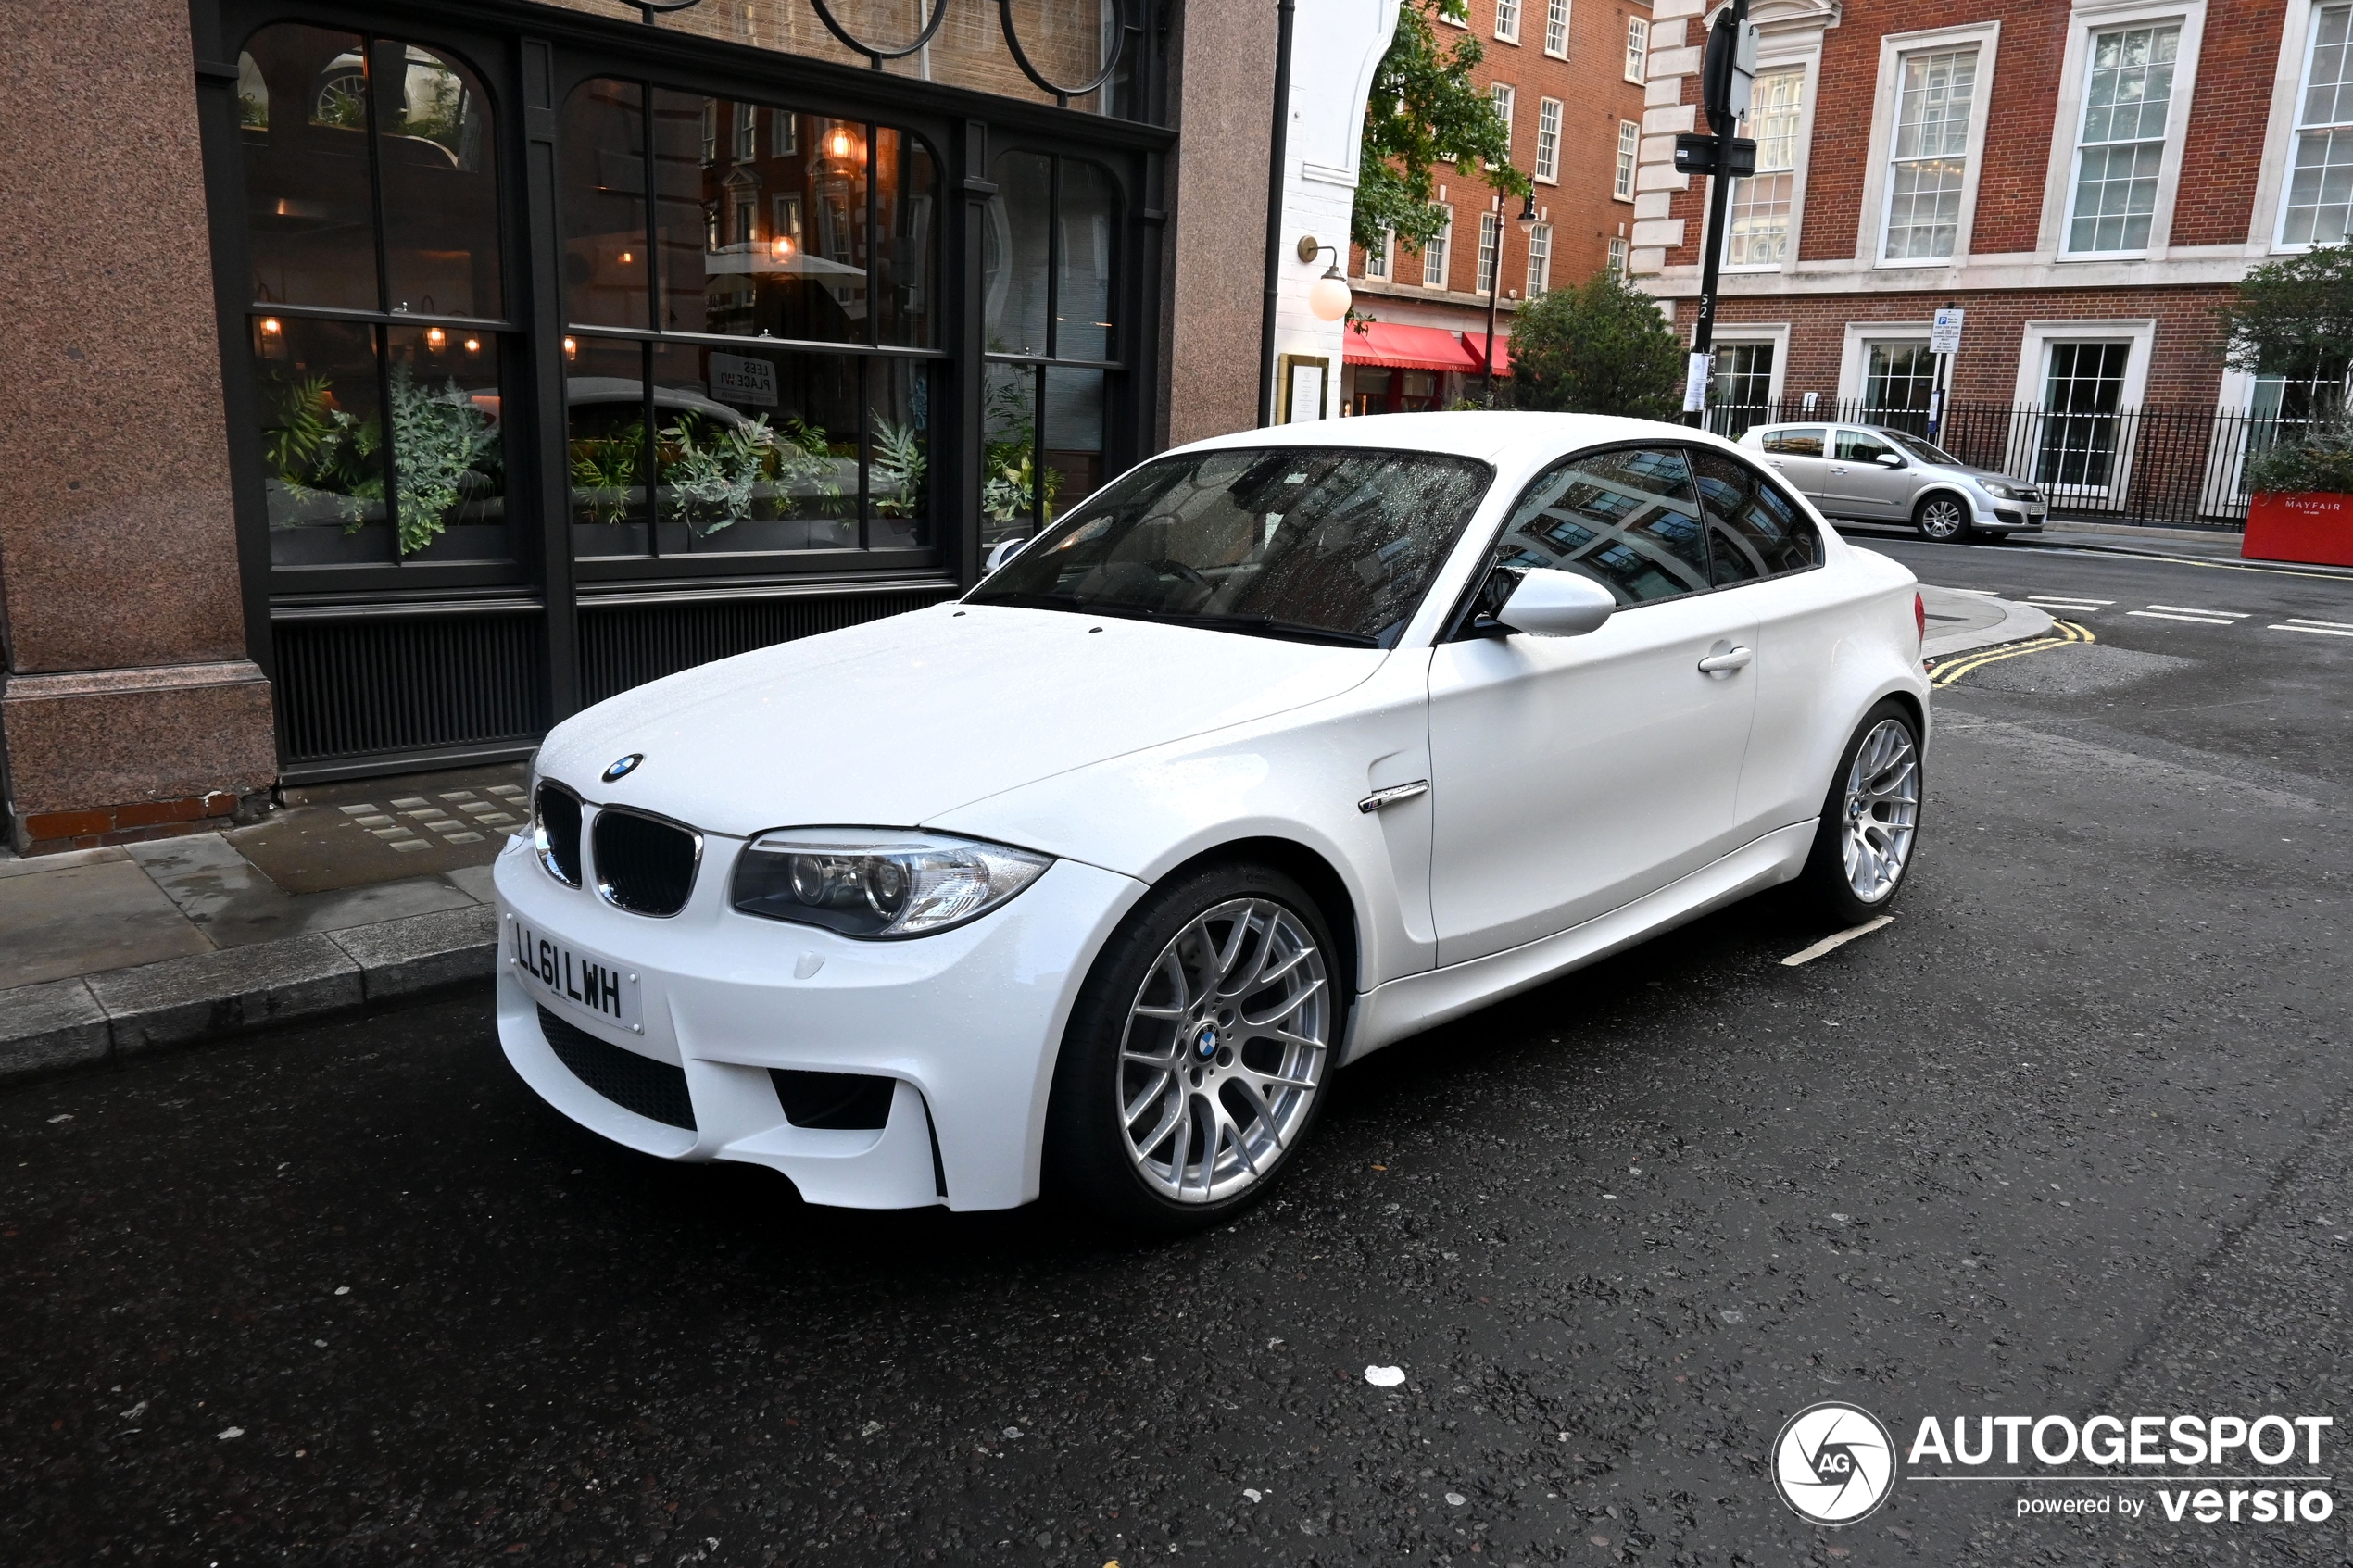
1169, 410, 1758, 470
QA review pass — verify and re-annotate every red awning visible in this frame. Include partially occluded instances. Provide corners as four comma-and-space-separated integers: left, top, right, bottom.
1342, 320, 1483, 373
1468, 332, 1513, 376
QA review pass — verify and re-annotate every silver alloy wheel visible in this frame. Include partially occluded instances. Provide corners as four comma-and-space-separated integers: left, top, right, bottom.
1917, 496, 1969, 540
1842, 718, 1920, 902
1117, 897, 1329, 1204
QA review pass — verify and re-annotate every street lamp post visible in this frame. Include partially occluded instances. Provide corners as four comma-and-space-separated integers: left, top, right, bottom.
1480, 191, 1539, 404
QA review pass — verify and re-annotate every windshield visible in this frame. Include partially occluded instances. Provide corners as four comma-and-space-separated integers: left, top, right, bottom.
1882, 430, 1963, 466
966, 446, 1494, 646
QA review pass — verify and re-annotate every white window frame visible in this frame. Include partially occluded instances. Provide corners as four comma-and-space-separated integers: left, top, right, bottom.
1709, 327, 1791, 407
1544, 0, 1569, 58
701, 99, 717, 164
1491, 83, 1516, 158
2040, 0, 2206, 262
772, 192, 803, 251
1607, 234, 1629, 273
1535, 97, 1562, 183
1626, 17, 1649, 83
1836, 321, 1934, 403
735, 101, 758, 162
1363, 229, 1394, 281
1722, 67, 1807, 272
1614, 119, 1639, 201
2010, 319, 2158, 503
1856, 22, 2002, 269
2273, 0, 2353, 250
1526, 220, 1554, 296
1478, 207, 1501, 295
1495, 0, 1521, 45
1423, 205, 1453, 289
771, 107, 798, 157
1441, 0, 1468, 28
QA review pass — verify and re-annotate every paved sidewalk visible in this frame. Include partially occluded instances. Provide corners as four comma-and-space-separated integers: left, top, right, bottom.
1, 763, 529, 1085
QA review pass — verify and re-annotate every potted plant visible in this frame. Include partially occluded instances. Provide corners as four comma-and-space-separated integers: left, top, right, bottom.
2241, 423, 2353, 567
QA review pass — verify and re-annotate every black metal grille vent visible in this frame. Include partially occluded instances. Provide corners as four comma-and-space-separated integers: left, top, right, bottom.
577, 590, 954, 705
534, 784, 582, 885
273, 612, 547, 763
771, 1070, 897, 1131
536, 1007, 696, 1130
592, 809, 698, 916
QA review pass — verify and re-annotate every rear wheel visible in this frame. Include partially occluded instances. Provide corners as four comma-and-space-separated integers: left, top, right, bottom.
1914, 494, 1973, 543
1796, 700, 1923, 923
1045, 862, 1339, 1231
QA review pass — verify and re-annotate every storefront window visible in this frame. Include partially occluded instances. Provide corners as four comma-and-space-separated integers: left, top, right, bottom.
560, 78, 939, 560
981, 150, 1119, 544
240, 22, 511, 570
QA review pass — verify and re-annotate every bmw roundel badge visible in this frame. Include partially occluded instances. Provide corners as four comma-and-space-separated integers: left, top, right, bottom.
601, 753, 643, 784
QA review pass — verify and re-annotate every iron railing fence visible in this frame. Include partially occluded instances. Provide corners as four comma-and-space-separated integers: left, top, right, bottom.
1699, 399, 2334, 531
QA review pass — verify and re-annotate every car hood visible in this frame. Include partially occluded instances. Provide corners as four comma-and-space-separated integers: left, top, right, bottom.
534, 602, 1390, 839
1935, 461, 2035, 491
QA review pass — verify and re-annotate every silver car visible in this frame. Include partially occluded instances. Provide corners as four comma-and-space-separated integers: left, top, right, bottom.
1739, 421, 2047, 542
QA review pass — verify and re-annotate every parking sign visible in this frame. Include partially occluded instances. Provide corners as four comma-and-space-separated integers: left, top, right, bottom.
1930, 308, 1965, 355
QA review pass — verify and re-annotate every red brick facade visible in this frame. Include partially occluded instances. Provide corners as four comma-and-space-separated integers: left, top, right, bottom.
2171, 0, 2290, 246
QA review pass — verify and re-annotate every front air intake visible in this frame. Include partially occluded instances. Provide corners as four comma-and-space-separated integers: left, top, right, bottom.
537, 1007, 696, 1130
592, 808, 700, 916
535, 783, 583, 885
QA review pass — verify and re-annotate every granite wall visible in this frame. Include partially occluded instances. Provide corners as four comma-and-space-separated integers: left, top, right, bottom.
0, 0, 278, 852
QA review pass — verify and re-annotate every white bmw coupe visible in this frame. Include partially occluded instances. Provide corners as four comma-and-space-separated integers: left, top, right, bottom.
495, 412, 1929, 1229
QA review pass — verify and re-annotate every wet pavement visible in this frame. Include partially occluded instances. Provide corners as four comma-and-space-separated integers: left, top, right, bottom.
4, 545, 2349, 1566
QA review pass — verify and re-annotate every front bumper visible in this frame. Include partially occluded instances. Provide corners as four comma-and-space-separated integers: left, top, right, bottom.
491, 831, 1144, 1210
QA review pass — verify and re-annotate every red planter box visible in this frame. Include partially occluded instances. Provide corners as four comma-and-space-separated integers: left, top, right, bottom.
2245, 491, 2353, 568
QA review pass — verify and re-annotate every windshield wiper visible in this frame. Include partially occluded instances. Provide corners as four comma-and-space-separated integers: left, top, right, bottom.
1170, 612, 1380, 647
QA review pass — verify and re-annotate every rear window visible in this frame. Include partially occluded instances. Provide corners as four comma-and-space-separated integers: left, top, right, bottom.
1762, 426, 1825, 458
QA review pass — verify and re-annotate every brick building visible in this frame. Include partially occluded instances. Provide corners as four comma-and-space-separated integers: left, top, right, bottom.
1628, 0, 2338, 445
1341, 0, 1655, 411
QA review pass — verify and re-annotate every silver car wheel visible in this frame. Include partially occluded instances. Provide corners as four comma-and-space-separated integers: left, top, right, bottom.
1917, 496, 1969, 541
1843, 719, 1920, 902
1117, 897, 1329, 1204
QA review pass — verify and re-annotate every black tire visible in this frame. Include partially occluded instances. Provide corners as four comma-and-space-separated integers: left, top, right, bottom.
1795, 699, 1924, 924
1913, 493, 1974, 543
1044, 861, 1342, 1233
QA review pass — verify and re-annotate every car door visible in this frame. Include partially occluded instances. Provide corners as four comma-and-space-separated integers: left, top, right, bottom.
1426, 445, 1758, 966
1686, 445, 1845, 841
1822, 428, 1911, 520
1757, 426, 1832, 501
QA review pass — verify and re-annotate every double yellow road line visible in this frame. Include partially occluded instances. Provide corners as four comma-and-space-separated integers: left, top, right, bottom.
1928, 619, 2096, 688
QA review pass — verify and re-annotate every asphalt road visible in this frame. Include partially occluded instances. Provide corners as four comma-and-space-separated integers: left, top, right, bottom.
6, 543, 2349, 1567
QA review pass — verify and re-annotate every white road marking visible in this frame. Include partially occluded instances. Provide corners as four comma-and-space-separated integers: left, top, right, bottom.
1781, 915, 1895, 967
2026, 596, 2113, 606
2145, 604, 2250, 617
2128, 609, 2238, 624
2026, 600, 2111, 612
2271, 622, 2353, 637
2282, 616, 2353, 630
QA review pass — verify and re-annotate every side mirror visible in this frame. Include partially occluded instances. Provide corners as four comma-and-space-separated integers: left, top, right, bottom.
983, 535, 1031, 575
1876, 451, 1906, 469
1496, 567, 1617, 637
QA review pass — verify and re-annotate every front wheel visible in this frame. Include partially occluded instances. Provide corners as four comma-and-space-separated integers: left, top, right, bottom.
1914, 494, 1973, 543
1795, 700, 1923, 923
1044, 862, 1340, 1231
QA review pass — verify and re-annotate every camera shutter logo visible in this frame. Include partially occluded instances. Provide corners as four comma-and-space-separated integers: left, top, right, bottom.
1772, 1401, 1898, 1525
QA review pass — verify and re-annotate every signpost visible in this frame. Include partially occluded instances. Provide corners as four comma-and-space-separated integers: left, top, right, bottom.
1928, 306, 1964, 440
1683, 0, 1760, 429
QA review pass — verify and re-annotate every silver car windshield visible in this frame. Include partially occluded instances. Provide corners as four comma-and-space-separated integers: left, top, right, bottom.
1881, 431, 1963, 466
967, 446, 1494, 647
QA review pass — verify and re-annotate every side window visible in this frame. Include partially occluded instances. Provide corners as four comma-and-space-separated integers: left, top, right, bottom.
1835, 429, 1896, 463
1688, 449, 1820, 581
1495, 446, 1710, 605
1763, 426, 1825, 457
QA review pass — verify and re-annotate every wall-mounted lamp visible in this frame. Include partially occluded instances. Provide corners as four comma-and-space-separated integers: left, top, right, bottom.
770, 233, 796, 261
425, 326, 448, 351
619, 249, 634, 265
258, 316, 282, 337
463, 336, 482, 354
1295, 234, 1353, 322
562, 335, 579, 360
827, 123, 857, 160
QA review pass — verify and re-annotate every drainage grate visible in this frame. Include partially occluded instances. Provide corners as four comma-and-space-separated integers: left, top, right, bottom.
592, 809, 698, 916
536, 1006, 696, 1130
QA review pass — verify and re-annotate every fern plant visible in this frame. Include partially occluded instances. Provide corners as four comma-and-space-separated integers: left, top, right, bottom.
870, 417, 927, 518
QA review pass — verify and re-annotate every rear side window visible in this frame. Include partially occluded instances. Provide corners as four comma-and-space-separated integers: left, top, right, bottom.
1835, 429, 1897, 463
1762, 426, 1825, 457
1495, 446, 1710, 605
1688, 448, 1820, 582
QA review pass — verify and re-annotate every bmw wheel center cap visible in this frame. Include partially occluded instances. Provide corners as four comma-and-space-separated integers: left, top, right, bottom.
602, 753, 644, 784
1194, 1024, 1219, 1060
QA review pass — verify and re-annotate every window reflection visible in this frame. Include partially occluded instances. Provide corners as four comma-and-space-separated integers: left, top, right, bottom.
1498, 447, 1711, 604
252, 314, 393, 565
560, 81, 649, 330
985, 151, 1052, 354
567, 336, 654, 557
378, 42, 500, 318
241, 24, 379, 310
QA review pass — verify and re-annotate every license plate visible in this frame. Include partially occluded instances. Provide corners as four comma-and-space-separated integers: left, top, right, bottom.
509, 917, 642, 1031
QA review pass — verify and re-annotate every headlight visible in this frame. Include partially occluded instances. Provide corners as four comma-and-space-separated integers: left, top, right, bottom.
1977, 479, 2019, 500
730, 828, 1051, 938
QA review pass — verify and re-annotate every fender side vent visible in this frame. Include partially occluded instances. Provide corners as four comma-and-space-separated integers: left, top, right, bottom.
770, 1070, 895, 1131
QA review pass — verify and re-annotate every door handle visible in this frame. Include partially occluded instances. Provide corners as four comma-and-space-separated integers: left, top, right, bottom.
1358, 780, 1429, 814
1696, 646, 1754, 674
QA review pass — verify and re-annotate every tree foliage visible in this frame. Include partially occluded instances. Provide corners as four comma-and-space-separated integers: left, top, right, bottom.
1505, 270, 1686, 420
2217, 242, 2353, 381
1352, 0, 1530, 257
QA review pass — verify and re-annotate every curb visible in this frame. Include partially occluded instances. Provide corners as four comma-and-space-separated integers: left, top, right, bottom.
0, 905, 497, 1088
1920, 593, 2056, 660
